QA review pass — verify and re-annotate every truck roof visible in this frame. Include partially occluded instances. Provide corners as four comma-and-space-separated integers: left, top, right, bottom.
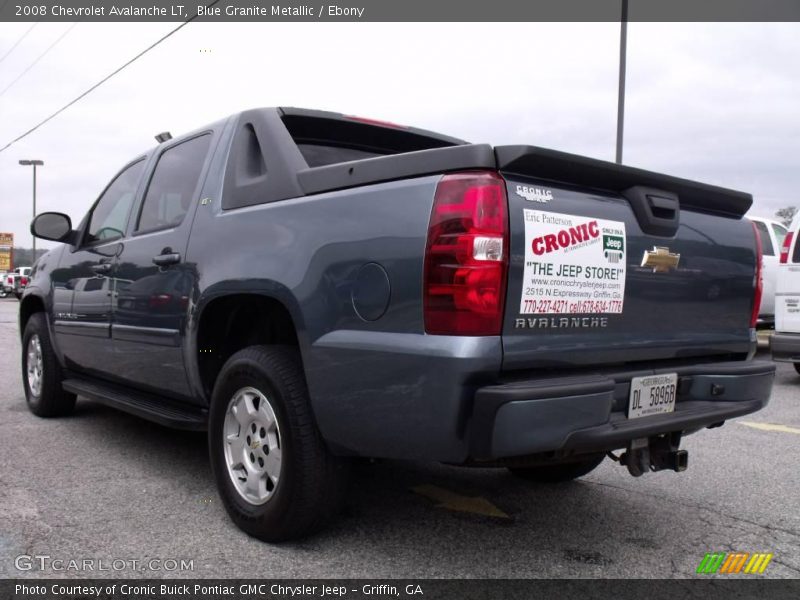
141, 107, 751, 218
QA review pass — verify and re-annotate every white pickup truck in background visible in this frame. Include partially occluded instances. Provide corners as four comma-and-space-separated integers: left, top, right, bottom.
3, 266, 32, 300
749, 216, 788, 328
772, 212, 800, 372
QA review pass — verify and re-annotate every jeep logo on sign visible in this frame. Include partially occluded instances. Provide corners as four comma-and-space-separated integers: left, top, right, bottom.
516, 185, 553, 203
603, 234, 625, 264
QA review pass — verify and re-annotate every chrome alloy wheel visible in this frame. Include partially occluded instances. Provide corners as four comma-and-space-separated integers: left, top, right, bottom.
26, 334, 43, 397
223, 387, 282, 505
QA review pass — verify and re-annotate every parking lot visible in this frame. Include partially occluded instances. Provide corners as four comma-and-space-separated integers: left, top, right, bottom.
0, 296, 798, 579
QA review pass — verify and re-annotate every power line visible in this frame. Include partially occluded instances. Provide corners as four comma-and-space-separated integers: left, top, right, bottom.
0, 22, 38, 66
0, 23, 78, 98
0, 1, 218, 155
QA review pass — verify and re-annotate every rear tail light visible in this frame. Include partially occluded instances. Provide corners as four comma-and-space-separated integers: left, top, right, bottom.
780, 231, 794, 264
148, 293, 172, 309
750, 220, 763, 329
424, 171, 509, 335
20, 276, 28, 286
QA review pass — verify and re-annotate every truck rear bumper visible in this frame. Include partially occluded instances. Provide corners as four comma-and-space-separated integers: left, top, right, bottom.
770, 332, 800, 362
470, 360, 775, 460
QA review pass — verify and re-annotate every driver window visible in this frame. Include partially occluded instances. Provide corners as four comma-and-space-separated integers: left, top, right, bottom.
85, 160, 146, 245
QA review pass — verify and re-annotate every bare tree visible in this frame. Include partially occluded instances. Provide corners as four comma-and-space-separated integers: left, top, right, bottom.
775, 206, 798, 228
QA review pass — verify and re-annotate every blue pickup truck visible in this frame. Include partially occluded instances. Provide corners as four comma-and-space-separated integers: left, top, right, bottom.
22, 108, 774, 541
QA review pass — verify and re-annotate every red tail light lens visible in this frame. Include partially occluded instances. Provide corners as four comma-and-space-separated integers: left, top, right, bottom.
424, 171, 509, 335
750, 220, 763, 329
780, 231, 793, 264
148, 293, 172, 309
20, 276, 28, 286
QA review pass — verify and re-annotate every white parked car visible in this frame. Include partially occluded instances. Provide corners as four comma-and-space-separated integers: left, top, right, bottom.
771, 212, 800, 372
748, 216, 788, 328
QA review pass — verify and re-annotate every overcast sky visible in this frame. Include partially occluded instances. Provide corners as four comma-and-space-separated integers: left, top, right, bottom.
0, 22, 798, 250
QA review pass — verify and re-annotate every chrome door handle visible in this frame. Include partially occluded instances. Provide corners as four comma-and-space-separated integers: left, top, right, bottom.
153, 252, 181, 267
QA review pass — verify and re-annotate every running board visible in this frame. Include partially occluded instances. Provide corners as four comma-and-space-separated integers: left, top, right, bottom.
62, 378, 208, 431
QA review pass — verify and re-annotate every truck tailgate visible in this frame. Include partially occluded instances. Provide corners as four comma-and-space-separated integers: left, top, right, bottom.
497, 145, 757, 370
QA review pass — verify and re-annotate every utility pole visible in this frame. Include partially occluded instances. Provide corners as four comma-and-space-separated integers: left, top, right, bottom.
615, 0, 628, 164
18, 159, 43, 260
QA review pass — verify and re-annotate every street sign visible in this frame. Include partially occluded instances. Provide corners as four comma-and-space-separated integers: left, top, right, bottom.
0, 232, 13, 271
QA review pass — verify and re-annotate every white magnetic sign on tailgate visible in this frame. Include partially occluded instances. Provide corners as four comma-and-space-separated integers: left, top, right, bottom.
520, 209, 627, 315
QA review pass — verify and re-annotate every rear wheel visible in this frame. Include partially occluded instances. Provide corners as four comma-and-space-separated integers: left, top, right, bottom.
793, 363, 800, 375
508, 454, 605, 483
21, 312, 76, 417
208, 345, 347, 542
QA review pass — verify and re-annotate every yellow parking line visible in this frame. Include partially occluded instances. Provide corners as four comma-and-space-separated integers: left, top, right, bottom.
738, 421, 800, 435
412, 484, 510, 519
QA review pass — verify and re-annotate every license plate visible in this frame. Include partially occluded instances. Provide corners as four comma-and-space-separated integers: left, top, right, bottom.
628, 373, 678, 419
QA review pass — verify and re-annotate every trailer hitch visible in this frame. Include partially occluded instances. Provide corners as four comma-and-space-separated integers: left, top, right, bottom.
610, 433, 688, 477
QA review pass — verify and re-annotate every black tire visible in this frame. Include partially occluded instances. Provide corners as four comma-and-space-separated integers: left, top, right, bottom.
14, 292, 22, 300
208, 345, 348, 542
21, 312, 76, 417
508, 454, 605, 483
793, 363, 800, 375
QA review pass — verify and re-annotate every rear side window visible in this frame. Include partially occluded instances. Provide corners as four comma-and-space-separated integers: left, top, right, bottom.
753, 220, 774, 256
137, 134, 211, 232
772, 223, 788, 249
83, 278, 105, 292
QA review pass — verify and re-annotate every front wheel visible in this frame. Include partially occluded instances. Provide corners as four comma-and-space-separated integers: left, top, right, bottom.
208, 345, 347, 542
793, 363, 800, 375
21, 313, 76, 417
508, 454, 605, 483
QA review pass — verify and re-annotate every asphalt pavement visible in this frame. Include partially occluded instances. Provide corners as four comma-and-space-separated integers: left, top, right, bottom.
0, 297, 798, 579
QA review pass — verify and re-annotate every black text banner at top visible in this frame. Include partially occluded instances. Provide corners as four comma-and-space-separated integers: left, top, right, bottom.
2, 0, 800, 22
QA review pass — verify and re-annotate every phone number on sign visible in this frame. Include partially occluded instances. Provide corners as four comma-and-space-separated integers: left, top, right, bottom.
522, 299, 623, 314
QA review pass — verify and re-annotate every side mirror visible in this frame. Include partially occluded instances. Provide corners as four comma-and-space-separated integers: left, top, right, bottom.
31, 212, 76, 243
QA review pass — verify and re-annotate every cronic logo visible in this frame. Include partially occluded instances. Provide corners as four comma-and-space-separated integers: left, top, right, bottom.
516, 185, 553, 203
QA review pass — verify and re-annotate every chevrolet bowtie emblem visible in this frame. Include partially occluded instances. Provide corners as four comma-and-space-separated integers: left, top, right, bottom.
641, 247, 680, 272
